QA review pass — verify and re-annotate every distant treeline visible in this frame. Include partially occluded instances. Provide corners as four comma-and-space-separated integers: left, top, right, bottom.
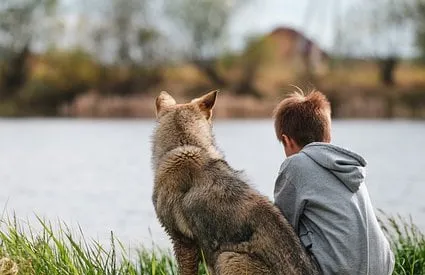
0, 0, 425, 118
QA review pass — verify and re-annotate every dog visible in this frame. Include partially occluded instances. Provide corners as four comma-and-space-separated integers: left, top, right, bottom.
151, 90, 319, 275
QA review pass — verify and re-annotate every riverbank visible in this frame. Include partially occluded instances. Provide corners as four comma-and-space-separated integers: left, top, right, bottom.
0, 215, 423, 275
58, 86, 425, 119
1, 57, 425, 119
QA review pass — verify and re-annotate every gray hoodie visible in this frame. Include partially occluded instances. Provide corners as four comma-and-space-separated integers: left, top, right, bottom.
274, 142, 395, 275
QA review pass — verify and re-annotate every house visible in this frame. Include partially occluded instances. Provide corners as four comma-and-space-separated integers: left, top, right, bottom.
265, 27, 329, 74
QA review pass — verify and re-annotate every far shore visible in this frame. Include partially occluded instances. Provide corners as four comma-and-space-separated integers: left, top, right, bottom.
58, 89, 425, 119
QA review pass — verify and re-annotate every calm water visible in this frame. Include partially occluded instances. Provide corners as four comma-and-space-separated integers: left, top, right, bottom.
1, 119, 424, 249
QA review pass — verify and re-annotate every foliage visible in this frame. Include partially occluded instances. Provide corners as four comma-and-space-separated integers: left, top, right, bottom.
85, 0, 161, 66
0, 0, 58, 100
164, 0, 243, 60
163, 0, 263, 92
0, 0, 57, 59
410, 0, 425, 61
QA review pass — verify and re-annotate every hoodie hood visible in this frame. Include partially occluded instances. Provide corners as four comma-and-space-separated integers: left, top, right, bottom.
301, 142, 367, 192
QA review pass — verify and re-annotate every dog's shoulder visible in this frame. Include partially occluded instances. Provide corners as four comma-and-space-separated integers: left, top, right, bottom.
158, 145, 206, 173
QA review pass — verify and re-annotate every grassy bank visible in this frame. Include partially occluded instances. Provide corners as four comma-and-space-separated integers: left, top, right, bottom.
0, 215, 424, 275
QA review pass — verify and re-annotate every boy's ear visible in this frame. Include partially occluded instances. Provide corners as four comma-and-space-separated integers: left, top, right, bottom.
282, 134, 302, 155
155, 91, 176, 118
193, 90, 218, 120
281, 134, 290, 146
282, 134, 298, 147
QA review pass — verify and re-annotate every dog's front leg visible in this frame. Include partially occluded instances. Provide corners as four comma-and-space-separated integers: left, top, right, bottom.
172, 238, 199, 275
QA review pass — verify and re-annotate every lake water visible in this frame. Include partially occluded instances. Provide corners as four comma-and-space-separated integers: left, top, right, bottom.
1, 119, 424, 249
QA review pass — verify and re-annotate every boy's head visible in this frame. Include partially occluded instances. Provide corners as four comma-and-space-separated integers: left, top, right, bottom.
273, 89, 331, 157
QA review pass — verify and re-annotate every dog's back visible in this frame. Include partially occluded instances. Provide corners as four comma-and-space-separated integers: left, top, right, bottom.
152, 91, 319, 275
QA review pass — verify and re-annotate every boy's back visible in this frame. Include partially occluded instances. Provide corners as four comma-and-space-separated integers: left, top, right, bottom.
272, 90, 394, 274
274, 142, 395, 274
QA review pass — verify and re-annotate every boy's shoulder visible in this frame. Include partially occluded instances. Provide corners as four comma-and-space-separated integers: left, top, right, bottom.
279, 151, 315, 175
276, 151, 323, 192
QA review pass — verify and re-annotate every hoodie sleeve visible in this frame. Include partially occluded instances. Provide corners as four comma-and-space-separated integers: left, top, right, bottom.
273, 159, 306, 233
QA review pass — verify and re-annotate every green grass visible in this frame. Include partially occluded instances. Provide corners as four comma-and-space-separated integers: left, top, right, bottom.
0, 215, 179, 275
379, 214, 425, 275
1, 214, 424, 275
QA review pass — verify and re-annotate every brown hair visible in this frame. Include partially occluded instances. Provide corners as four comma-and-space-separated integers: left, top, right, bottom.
273, 89, 331, 147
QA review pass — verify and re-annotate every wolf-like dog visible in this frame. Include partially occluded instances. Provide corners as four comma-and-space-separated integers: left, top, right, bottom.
151, 91, 320, 275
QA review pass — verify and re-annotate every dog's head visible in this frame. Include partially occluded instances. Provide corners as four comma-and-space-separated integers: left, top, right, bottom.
155, 90, 218, 120
152, 90, 219, 164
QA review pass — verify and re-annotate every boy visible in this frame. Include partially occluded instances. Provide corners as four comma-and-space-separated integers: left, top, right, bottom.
273, 90, 395, 274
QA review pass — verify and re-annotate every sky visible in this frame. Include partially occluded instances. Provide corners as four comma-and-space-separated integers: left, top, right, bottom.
58, 0, 417, 58
227, 0, 416, 56
229, 0, 342, 51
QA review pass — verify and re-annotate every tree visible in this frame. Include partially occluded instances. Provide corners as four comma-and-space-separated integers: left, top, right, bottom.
405, 0, 425, 61
72, 0, 163, 95
110, 0, 157, 66
86, 0, 160, 67
0, 0, 57, 98
165, 0, 246, 88
233, 35, 273, 97
339, 0, 412, 86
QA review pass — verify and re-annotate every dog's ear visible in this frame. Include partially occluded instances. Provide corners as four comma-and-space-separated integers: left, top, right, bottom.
156, 91, 176, 117
195, 90, 218, 120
